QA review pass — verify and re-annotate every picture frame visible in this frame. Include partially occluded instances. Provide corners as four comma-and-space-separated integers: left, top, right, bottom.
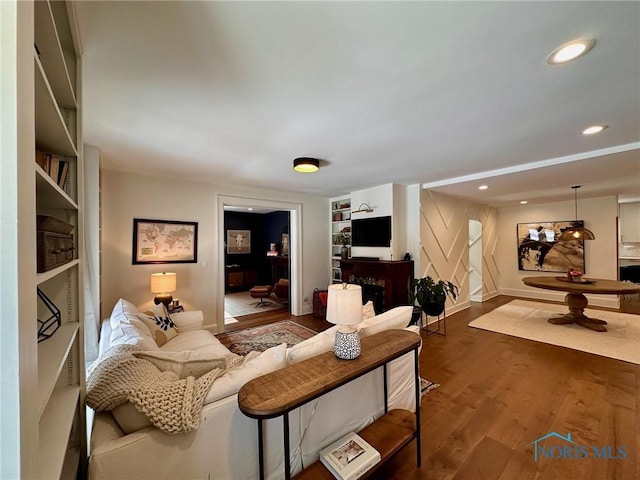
227, 229, 251, 254
517, 220, 585, 272
132, 218, 198, 264
281, 233, 289, 256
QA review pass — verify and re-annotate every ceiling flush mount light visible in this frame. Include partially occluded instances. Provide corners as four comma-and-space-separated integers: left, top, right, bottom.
293, 157, 319, 173
478, 185, 488, 190
558, 186, 596, 241
547, 38, 595, 64
581, 125, 608, 135
520, 200, 528, 205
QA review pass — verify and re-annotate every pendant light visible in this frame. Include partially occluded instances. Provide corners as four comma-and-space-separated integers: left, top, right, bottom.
558, 186, 595, 241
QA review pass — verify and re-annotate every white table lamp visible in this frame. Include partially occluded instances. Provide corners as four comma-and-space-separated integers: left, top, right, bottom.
150, 272, 177, 308
326, 283, 363, 360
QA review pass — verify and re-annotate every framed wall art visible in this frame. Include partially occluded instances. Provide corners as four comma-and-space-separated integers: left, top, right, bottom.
133, 218, 198, 264
517, 220, 585, 272
227, 229, 251, 254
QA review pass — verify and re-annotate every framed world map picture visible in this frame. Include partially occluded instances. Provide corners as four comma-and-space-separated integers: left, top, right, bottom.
133, 218, 198, 264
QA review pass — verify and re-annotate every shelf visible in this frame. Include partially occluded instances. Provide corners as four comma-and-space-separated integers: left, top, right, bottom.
37, 322, 79, 416
34, 0, 76, 108
37, 259, 79, 285
293, 410, 416, 479
34, 52, 77, 156
36, 164, 78, 209
36, 385, 80, 479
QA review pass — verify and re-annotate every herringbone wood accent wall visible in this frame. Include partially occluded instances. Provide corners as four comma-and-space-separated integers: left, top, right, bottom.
419, 190, 499, 311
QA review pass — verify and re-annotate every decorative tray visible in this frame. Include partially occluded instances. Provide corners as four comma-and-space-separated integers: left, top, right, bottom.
555, 277, 596, 285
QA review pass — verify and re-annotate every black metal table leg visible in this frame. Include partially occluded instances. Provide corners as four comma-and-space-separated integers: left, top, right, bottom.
284, 412, 291, 480
258, 419, 265, 480
414, 347, 421, 467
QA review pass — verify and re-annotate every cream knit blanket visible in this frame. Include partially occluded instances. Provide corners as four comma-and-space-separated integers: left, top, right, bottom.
87, 344, 242, 434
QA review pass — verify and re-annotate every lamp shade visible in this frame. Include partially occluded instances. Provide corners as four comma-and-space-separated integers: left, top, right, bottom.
150, 272, 177, 294
326, 283, 362, 326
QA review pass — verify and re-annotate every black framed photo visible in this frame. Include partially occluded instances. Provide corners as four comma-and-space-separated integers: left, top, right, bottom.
132, 218, 198, 264
517, 220, 585, 272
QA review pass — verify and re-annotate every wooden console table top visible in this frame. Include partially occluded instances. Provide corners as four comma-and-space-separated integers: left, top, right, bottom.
238, 329, 421, 418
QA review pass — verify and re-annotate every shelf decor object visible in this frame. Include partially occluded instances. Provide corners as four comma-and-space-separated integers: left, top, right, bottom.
132, 218, 198, 264
326, 283, 363, 360
150, 272, 177, 308
37, 288, 61, 343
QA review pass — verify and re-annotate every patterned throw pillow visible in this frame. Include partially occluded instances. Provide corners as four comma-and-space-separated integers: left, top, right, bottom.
137, 304, 178, 347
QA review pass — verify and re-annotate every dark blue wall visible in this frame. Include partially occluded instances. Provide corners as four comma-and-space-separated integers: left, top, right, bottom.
224, 211, 289, 287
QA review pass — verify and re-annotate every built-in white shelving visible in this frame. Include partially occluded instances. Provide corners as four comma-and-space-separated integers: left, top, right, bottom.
330, 196, 351, 283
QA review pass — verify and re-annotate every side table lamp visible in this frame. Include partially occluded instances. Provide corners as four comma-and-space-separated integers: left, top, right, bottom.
326, 283, 363, 360
150, 272, 177, 308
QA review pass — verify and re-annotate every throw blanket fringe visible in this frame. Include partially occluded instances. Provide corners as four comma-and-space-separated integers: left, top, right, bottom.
87, 344, 234, 434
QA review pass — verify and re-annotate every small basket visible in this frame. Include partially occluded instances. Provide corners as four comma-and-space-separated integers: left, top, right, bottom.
312, 288, 328, 319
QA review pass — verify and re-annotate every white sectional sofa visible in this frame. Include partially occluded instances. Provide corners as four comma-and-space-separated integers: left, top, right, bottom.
88, 299, 421, 480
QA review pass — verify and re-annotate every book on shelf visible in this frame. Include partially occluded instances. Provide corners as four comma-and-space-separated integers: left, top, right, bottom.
57, 160, 69, 190
319, 432, 380, 480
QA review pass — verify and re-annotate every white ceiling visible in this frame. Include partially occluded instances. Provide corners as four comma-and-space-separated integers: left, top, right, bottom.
76, 1, 640, 206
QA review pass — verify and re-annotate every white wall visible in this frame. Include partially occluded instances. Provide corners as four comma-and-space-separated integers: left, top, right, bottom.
419, 190, 500, 315
350, 183, 395, 260
101, 169, 328, 332
498, 195, 619, 307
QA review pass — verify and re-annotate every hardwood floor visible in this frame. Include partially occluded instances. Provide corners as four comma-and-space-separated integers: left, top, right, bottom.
228, 295, 639, 480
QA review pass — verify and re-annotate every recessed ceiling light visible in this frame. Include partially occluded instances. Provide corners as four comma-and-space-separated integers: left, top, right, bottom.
478, 185, 489, 190
581, 125, 608, 135
247, 207, 253, 211
520, 200, 528, 204
547, 38, 595, 64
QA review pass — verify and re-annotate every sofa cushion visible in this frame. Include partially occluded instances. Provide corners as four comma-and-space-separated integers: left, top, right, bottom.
362, 301, 376, 320
133, 350, 227, 379
287, 326, 338, 364
204, 343, 288, 404
171, 310, 204, 332
357, 305, 413, 338
108, 299, 158, 352
109, 298, 138, 331
162, 330, 231, 357
137, 304, 178, 347
111, 402, 152, 434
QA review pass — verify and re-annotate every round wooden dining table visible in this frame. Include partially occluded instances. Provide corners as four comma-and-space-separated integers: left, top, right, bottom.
522, 276, 640, 332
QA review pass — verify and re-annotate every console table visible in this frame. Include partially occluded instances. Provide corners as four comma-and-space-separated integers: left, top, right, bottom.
238, 329, 422, 480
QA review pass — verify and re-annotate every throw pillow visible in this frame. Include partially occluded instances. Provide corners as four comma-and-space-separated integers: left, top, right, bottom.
137, 304, 178, 347
358, 305, 413, 338
204, 343, 288, 404
133, 350, 227, 379
362, 301, 376, 320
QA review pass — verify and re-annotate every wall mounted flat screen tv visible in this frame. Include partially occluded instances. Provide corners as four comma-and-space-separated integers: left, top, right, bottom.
351, 216, 391, 247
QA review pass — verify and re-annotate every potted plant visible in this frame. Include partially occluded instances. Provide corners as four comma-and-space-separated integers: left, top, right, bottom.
411, 276, 459, 316
335, 232, 351, 259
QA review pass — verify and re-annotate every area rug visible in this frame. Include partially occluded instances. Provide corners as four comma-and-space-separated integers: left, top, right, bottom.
224, 291, 283, 318
216, 320, 317, 356
421, 377, 440, 395
469, 300, 640, 364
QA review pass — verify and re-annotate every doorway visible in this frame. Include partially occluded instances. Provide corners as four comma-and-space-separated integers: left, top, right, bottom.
469, 220, 483, 302
217, 195, 302, 332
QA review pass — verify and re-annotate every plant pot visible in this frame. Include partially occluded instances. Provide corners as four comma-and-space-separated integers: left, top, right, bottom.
422, 301, 445, 317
